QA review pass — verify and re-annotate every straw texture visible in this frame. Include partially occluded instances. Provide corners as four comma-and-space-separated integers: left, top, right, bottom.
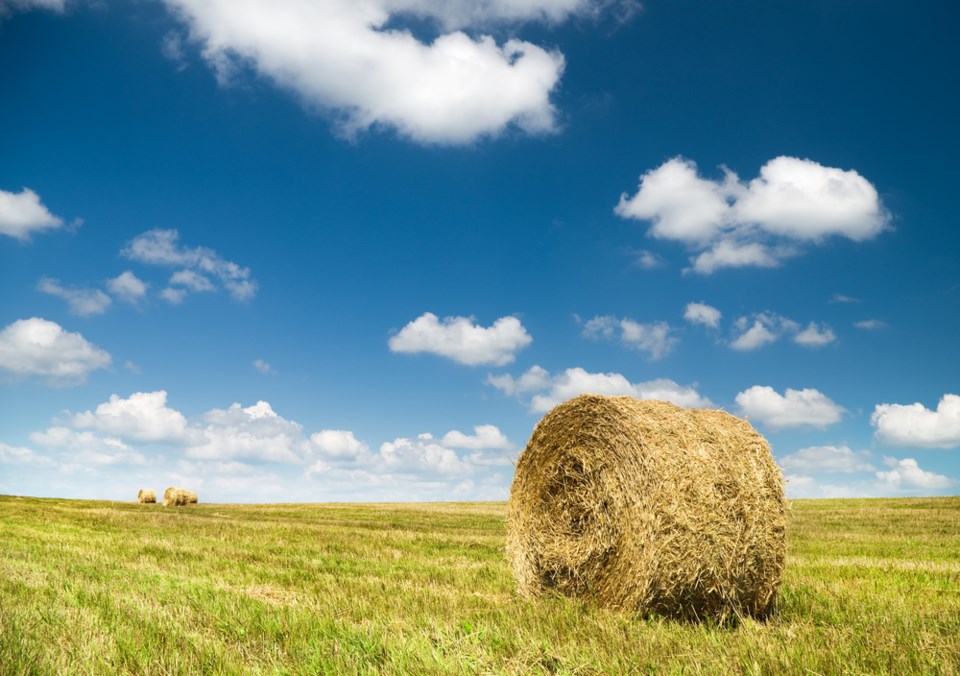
162, 487, 198, 507
506, 394, 786, 621
137, 488, 156, 504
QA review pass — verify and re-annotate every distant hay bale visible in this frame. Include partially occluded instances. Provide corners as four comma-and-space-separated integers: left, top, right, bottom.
506, 394, 786, 621
162, 487, 198, 507
137, 488, 156, 504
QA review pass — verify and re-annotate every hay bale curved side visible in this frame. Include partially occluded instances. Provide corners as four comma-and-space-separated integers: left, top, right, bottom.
137, 488, 156, 504
506, 394, 786, 621
162, 487, 197, 507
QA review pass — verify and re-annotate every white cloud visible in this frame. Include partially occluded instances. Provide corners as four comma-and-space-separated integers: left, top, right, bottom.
154, 0, 617, 144
441, 424, 511, 450
688, 240, 790, 275
187, 401, 309, 463
31, 427, 146, 466
0, 187, 64, 240
871, 394, 960, 449
854, 319, 887, 330
830, 293, 859, 304
37, 277, 112, 316
160, 287, 188, 305
684, 302, 721, 328
729, 315, 783, 351
630, 249, 664, 269
122, 229, 257, 302
0, 442, 55, 466
72, 391, 189, 443
729, 313, 805, 351
735, 385, 844, 429
252, 359, 274, 375
310, 429, 370, 459
489, 365, 711, 413
169, 269, 215, 292
389, 312, 531, 366
106, 271, 148, 303
378, 433, 471, 475
485, 364, 550, 396
582, 316, 676, 359
779, 445, 875, 474
616, 156, 889, 274
793, 322, 837, 347
0, 318, 111, 382
876, 457, 951, 490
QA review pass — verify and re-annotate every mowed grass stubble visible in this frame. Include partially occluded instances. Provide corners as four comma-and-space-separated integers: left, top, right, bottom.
1, 495, 958, 673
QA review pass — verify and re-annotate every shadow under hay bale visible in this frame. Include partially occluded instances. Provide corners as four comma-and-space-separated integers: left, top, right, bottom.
162, 487, 198, 507
506, 394, 786, 622
137, 488, 156, 504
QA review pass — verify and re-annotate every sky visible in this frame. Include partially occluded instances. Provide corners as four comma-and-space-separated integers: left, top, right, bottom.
1, 0, 958, 503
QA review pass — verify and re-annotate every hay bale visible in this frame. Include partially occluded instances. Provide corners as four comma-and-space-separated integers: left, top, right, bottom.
137, 488, 156, 504
506, 394, 786, 621
162, 487, 198, 507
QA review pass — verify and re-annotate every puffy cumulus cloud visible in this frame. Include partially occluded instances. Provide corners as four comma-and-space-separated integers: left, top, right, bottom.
875, 457, 951, 490
122, 229, 257, 302
615, 156, 889, 274
0, 187, 64, 240
37, 277, 112, 317
488, 365, 711, 413
187, 401, 308, 463
30, 427, 146, 466
485, 364, 550, 396
441, 424, 511, 450
871, 394, 960, 448
729, 313, 834, 351
106, 271, 148, 304
0, 318, 111, 383
735, 385, 845, 430
154, 0, 641, 144
779, 445, 875, 474
72, 391, 189, 443
310, 429, 370, 459
378, 433, 472, 475
389, 312, 531, 366
729, 313, 795, 351
684, 302, 721, 328
793, 322, 837, 347
582, 316, 676, 360
688, 240, 790, 275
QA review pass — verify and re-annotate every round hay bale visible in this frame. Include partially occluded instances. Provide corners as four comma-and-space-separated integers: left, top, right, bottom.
162, 487, 197, 507
137, 488, 156, 504
506, 394, 786, 621
162, 486, 179, 507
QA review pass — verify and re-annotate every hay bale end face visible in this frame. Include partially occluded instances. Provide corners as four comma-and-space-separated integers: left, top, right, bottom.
137, 488, 156, 504
507, 394, 786, 621
162, 487, 198, 507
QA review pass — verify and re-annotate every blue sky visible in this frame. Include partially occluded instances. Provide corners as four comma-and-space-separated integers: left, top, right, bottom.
1, 0, 958, 502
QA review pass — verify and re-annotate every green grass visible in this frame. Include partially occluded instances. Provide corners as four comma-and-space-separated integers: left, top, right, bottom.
1, 496, 958, 674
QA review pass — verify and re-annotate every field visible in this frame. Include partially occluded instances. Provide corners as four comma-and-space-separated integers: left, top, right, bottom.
1, 495, 958, 674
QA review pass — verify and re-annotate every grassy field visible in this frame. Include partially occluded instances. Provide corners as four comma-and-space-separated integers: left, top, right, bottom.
1, 495, 958, 674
